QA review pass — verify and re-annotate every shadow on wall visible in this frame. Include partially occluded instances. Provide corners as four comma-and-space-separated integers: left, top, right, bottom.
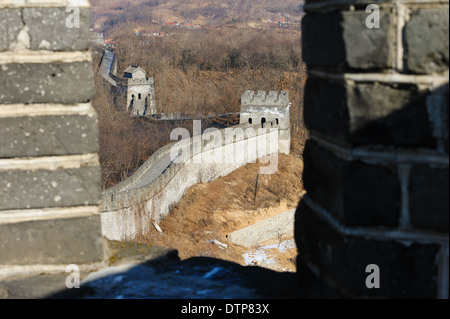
304, 81, 449, 149
295, 82, 449, 299
48, 253, 299, 299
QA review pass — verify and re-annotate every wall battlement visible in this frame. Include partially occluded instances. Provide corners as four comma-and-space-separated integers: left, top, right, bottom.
241, 90, 289, 106
128, 77, 154, 86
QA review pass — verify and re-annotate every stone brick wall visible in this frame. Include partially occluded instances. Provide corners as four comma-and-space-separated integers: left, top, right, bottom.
296, 0, 449, 298
0, 0, 105, 278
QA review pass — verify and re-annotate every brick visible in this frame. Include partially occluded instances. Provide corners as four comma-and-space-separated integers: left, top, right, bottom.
304, 77, 436, 148
0, 62, 95, 104
296, 254, 348, 299
0, 9, 23, 51
0, 166, 100, 210
302, 12, 345, 69
426, 84, 449, 153
23, 7, 90, 51
304, 78, 349, 141
342, 11, 395, 69
0, 113, 99, 158
302, 10, 394, 70
295, 200, 441, 298
446, 86, 449, 153
409, 164, 449, 232
0, 215, 104, 265
404, 8, 449, 74
445, 85, 449, 153
303, 139, 401, 227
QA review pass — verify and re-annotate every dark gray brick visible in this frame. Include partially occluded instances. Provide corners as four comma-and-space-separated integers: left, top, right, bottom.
342, 11, 395, 69
295, 200, 441, 298
0, 166, 100, 210
0, 215, 104, 265
304, 78, 350, 142
426, 84, 449, 153
0, 113, 99, 158
302, 10, 394, 70
404, 8, 449, 74
304, 77, 436, 148
409, 164, 449, 232
302, 12, 345, 69
0, 9, 24, 51
0, 62, 95, 104
23, 7, 90, 51
302, 139, 401, 227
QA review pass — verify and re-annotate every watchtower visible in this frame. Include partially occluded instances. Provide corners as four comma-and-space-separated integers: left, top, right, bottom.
125, 66, 156, 116
240, 90, 291, 154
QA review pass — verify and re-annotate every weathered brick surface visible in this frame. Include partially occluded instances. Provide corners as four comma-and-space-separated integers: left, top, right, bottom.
303, 78, 349, 141
445, 85, 450, 153
409, 164, 449, 232
0, 215, 104, 265
299, 0, 448, 299
342, 11, 395, 69
23, 7, 90, 51
0, 62, 95, 104
302, 10, 394, 70
304, 78, 436, 148
295, 201, 441, 298
0, 113, 99, 158
303, 139, 401, 227
0, 166, 100, 210
302, 12, 345, 69
0, 9, 23, 51
296, 255, 348, 299
426, 83, 449, 153
0, 0, 106, 271
404, 8, 449, 74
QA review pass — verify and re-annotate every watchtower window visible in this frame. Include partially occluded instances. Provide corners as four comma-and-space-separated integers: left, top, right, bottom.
261, 117, 266, 128
275, 118, 279, 125
138, 93, 142, 99
249, 118, 253, 124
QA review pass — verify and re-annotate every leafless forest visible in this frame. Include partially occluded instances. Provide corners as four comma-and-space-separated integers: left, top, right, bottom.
91, 0, 307, 188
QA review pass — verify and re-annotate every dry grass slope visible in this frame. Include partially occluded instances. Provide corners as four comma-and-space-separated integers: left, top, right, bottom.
137, 154, 305, 272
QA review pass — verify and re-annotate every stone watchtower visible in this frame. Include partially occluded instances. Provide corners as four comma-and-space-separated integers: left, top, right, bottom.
240, 90, 291, 154
125, 66, 156, 116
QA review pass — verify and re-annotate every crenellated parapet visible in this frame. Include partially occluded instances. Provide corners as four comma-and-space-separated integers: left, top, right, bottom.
241, 90, 289, 107
128, 77, 154, 86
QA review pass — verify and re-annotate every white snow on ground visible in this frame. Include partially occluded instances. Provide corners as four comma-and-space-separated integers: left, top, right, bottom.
242, 239, 296, 269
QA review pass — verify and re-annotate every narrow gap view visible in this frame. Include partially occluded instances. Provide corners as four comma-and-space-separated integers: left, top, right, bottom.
90, 0, 308, 273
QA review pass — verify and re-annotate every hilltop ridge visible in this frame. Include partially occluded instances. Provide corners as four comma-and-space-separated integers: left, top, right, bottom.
90, 0, 304, 29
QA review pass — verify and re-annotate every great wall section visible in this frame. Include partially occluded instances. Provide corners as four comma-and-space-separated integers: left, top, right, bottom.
101, 90, 291, 241
0, 0, 448, 300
